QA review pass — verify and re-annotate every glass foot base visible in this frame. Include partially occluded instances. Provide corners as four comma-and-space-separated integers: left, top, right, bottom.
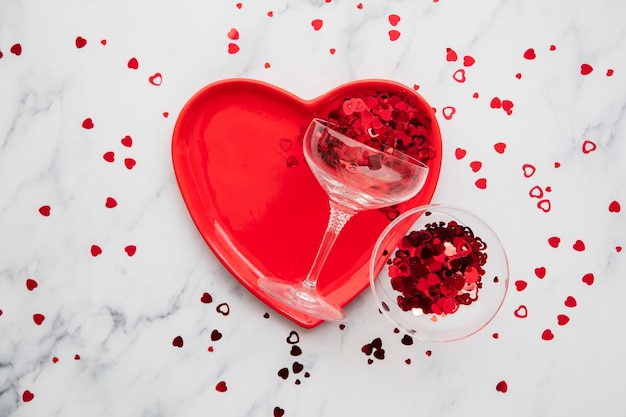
258, 277, 346, 322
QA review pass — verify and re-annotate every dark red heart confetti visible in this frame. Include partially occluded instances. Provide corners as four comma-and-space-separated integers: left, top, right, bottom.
10, 43, 22, 56
172, 335, 184, 347
124, 245, 136, 256
514, 305, 528, 318
52, 357, 59, 363
541, 329, 554, 340
573, 240, 585, 252
514, 280, 527, 291
82, 118, 94, 129
496, 380, 508, 393
549, 44, 556, 51
292, 362, 304, 373
211, 330, 222, 341
554, 161, 561, 168
38, 205, 51, 216
523, 48, 536, 60
425, 350, 432, 357
442, 106, 456, 120
286, 331, 299, 344
580, 63, 593, 75
215, 381, 227, 392
582, 273, 594, 286
200, 292, 213, 303
290, 345, 302, 356
216, 303, 230, 315
492, 332, 499, 339
75, 36, 87, 48
127, 57, 139, 69
609, 201, 621, 213
548, 237, 560, 248
534, 267, 546, 279
33, 313, 45, 325
90, 244, 102, 257
564, 296, 577, 308
278, 368, 289, 379
22, 390, 34, 402
557, 314, 570, 326
401, 335, 413, 345
26, 278, 38, 291
74, 354, 80, 360
311, 19, 323, 31
274, 407, 285, 417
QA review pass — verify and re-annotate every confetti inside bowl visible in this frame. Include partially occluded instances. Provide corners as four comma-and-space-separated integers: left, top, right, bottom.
369, 205, 509, 342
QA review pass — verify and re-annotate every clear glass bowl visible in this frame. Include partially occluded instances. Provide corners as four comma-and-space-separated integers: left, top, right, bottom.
369, 205, 509, 342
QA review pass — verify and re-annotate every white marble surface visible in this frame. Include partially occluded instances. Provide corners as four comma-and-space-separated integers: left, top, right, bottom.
1, 0, 625, 416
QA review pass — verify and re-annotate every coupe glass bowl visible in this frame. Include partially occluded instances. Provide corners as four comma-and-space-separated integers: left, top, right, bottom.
369, 204, 509, 342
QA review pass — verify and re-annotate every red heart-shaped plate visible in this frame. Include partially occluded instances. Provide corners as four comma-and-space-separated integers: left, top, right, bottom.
172, 79, 442, 328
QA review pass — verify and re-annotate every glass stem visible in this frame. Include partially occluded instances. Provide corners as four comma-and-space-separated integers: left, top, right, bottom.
303, 201, 355, 289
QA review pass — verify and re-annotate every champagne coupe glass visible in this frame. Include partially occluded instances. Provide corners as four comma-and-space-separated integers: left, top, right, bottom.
258, 119, 430, 322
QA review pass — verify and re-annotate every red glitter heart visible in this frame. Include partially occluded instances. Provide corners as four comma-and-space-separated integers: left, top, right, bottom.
388, 14, 400, 26
90, 245, 102, 257
26, 278, 38, 291
582, 273, 594, 285
227, 28, 239, 40
200, 292, 213, 303
127, 57, 139, 69
215, 381, 228, 392
228, 43, 240, 54
274, 407, 285, 417
514, 280, 527, 291
388, 30, 401, 41
493, 142, 506, 154
469, 161, 482, 172
523, 48, 536, 60
75, 36, 87, 48
172, 336, 184, 347
124, 158, 136, 170
580, 63, 593, 75
33, 313, 45, 325
103, 152, 115, 162
548, 237, 560, 248
453, 68, 466, 83
475, 178, 487, 189
311, 19, 323, 31
10, 43, 22, 56
557, 314, 570, 326
582, 140, 596, 154
490, 97, 502, 109
105, 197, 117, 208
541, 329, 554, 340
564, 296, 577, 308
534, 267, 546, 279
149, 73, 162, 86
463, 55, 475, 67
573, 240, 585, 251
121, 135, 133, 147
537, 199, 551, 213
514, 305, 528, 318
82, 118, 94, 129
609, 200, 621, 213
38, 205, 51, 216
446, 47, 458, 62
22, 390, 34, 402
522, 164, 536, 178
124, 245, 136, 256
455, 148, 467, 160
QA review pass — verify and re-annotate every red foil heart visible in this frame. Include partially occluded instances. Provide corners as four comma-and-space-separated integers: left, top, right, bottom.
172, 79, 442, 328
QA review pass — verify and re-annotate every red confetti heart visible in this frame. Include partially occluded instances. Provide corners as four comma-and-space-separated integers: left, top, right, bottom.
469, 161, 482, 172
534, 267, 546, 279
537, 199, 551, 211
455, 148, 466, 160
463, 55, 475, 67
103, 151, 115, 162
522, 163, 536, 178
494, 142, 506, 154
501, 100, 514, 115
554, 161, 561, 168
529, 186, 544, 198
607, 69, 614, 76
124, 158, 136, 170
329, 48, 336, 55
274, 407, 285, 417
0, 51, 3, 59
557, 314, 570, 326
22, 390, 34, 402
514, 280, 527, 291
127, 57, 139, 69
581, 140, 596, 154
496, 380, 508, 393
573, 240, 585, 252
236, 2, 242, 8
267, 11, 273, 17
149, 73, 162, 86
52, 357, 59, 363
211, 329, 223, 341
100, 39, 106, 45
90, 245, 102, 257
124, 245, 136, 256
475, 178, 487, 189
514, 305, 528, 318
33, 313, 45, 325
228, 43, 240, 54
445, 47, 458, 62
26, 278, 38, 291
515, 73, 522, 79
442, 106, 455, 120
582, 273, 594, 285
121, 135, 133, 147
523, 48, 536, 60
548, 237, 560, 248
388, 30, 401, 41
616, 246, 622, 253
39, 205, 51, 216
215, 381, 228, 392
172, 335, 184, 347
541, 329, 554, 340
472, 92, 479, 98
580, 63, 593, 75
264, 62, 271, 69
609, 200, 621, 213
82, 118, 94, 129
163, 112, 169, 118
227, 28, 239, 40
388, 14, 400, 26
564, 296, 577, 308
105, 197, 117, 208
11, 43, 22, 56
453, 68, 466, 83
311, 19, 323, 31
492, 333, 499, 339
357, 2, 363, 9
549, 45, 556, 51
200, 292, 213, 303
490, 97, 502, 109
75, 36, 87, 48
74, 354, 80, 360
